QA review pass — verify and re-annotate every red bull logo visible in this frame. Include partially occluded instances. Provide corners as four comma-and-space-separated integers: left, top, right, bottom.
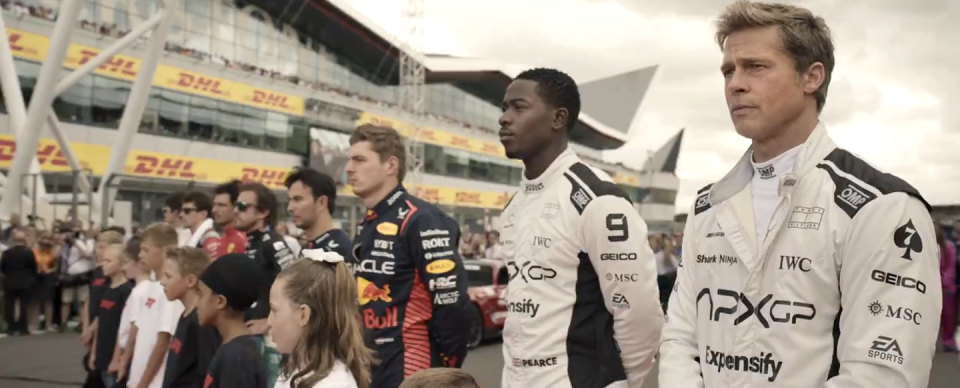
357, 277, 392, 305
364, 306, 398, 330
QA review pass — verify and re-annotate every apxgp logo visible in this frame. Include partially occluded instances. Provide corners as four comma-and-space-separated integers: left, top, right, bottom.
705, 346, 782, 382
696, 288, 816, 328
508, 261, 556, 283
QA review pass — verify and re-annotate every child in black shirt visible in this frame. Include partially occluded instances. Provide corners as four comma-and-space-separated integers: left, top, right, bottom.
89, 244, 133, 388
197, 253, 269, 388
159, 248, 221, 388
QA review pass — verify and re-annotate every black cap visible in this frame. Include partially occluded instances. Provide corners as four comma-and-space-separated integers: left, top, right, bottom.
200, 253, 265, 311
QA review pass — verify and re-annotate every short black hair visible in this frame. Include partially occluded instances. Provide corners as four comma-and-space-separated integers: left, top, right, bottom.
239, 182, 278, 227
515, 68, 581, 131
182, 191, 213, 215
164, 192, 185, 212
284, 168, 337, 214
213, 180, 241, 204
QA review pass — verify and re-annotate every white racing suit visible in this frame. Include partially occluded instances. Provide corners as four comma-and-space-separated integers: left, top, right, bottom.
500, 149, 662, 388
660, 123, 941, 388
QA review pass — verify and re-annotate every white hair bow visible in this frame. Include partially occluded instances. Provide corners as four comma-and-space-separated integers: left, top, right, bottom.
301, 249, 344, 264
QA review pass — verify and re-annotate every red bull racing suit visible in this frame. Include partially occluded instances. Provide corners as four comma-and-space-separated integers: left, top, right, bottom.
305, 229, 353, 263
353, 186, 471, 388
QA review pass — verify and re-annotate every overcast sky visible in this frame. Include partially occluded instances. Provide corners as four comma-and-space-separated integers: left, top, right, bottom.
346, 0, 960, 211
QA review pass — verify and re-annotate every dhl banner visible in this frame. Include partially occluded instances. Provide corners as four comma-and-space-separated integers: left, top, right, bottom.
6, 28, 304, 116
0, 135, 513, 210
356, 112, 644, 187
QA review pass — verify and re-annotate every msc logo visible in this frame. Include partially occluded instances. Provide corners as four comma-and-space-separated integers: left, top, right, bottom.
600, 253, 637, 261
696, 288, 816, 328
606, 273, 639, 282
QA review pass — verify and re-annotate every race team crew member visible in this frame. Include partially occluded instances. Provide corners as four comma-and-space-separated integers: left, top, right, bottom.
498, 68, 663, 388
181, 191, 222, 259
212, 180, 248, 256
234, 182, 297, 333
346, 124, 471, 388
284, 168, 354, 261
660, 3, 940, 387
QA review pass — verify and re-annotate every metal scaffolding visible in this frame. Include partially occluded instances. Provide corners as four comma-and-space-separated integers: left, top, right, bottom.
399, 0, 426, 185
0, 0, 174, 222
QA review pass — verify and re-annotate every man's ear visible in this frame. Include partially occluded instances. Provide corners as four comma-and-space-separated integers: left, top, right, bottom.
552, 108, 569, 132
185, 274, 198, 288
215, 294, 228, 311
802, 62, 826, 95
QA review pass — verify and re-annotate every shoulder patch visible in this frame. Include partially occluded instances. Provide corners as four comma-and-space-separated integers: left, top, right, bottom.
564, 173, 594, 214
697, 183, 714, 195
818, 148, 930, 218
693, 190, 712, 215
568, 163, 630, 202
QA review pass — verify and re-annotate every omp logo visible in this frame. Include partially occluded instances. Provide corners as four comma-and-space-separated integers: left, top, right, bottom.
176, 73, 227, 95
130, 155, 197, 179
705, 346, 783, 382
251, 90, 291, 108
241, 167, 288, 188
838, 184, 871, 210
77, 49, 137, 77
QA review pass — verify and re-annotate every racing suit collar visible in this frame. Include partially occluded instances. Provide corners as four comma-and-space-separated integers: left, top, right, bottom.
366, 185, 406, 222
520, 148, 577, 193
708, 121, 836, 205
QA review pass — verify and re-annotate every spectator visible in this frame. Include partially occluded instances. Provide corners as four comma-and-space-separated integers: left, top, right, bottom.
2, 229, 37, 335
29, 232, 59, 332
2, 212, 21, 243
398, 368, 480, 388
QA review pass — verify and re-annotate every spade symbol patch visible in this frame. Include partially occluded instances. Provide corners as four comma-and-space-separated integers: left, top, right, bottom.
893, 219, 923, 261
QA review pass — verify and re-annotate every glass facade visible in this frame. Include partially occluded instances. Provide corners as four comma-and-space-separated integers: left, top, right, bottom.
23, 0, 506, 132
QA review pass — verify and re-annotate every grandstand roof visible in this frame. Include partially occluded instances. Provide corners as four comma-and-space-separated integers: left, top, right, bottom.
249, 0, 659, 150
642, 128, 685, 174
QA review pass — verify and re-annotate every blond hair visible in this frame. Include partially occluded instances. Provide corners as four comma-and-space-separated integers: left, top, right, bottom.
398, 368, 480, 388
142, 222, 178, 248
350, 124, 406, 182
164, 247, 211, 277
98, 230, 124, 245
715, 0, 835, 112
276, 259, 376, 388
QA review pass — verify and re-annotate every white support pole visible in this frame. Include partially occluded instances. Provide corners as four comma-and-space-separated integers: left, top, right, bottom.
46, 115, 90, 192
54, 10, 165, 96
98, 4, 173, 216
0, 11, 48, 200
0, 0, 82, 218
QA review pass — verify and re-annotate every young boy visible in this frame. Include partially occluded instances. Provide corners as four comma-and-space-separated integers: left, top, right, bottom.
398, 369, 481, 388
82, 230, 125, 386
160, 247, 221, 388
89, 244, 134, 388
128, 223, 185, 388
109, 239, 150, 383
196, 253, 268, 388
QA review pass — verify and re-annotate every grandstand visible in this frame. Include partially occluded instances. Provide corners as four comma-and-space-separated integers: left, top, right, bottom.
0, 0, 682, 233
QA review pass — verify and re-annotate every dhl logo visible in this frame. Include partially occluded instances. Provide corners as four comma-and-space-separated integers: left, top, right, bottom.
131, 155, 197, 179
418, 129, 437, 141
0, 140, 69, 167
455, 191, 481, 204
7, 33, 36, 56
176, 73, 227, 95
240, 167, 288, 188
78, 49, 137, 77
417, 188, 441, 203
495, 193, 512, 208
482, 143, 502, 155
450, 136, 472, 148
363, 116, 396, 128
251, 91, 290, 109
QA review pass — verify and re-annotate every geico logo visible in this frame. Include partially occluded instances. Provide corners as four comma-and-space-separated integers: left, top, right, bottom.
363, 306, 398, 330
870, 270, 926, 294
357, 260, 395, 275
508, 261, 556, 283
600, 253, 637, 261
422, 237, 451, 250
696, 288, 816, 328
374, 239, 393, 250
429, 275, 457, 291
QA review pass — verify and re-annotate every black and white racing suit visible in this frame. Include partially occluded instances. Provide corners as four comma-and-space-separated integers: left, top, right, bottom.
499, 149, 663, 388
243, 227, 296, 321
660, 123, 940, 387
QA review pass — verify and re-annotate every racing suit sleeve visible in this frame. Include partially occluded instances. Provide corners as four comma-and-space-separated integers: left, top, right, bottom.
581, 196, 663, 387
408, 213, 470, 368
658, 202, 704, 388
826, 193, 940, 388
200, 235, 222, 260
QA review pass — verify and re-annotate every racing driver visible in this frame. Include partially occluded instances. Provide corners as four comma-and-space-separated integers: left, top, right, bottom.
284, 167, 353, 261
498, 67, 663, 388
346, 124, 471, 388
660, 2, 940, 388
